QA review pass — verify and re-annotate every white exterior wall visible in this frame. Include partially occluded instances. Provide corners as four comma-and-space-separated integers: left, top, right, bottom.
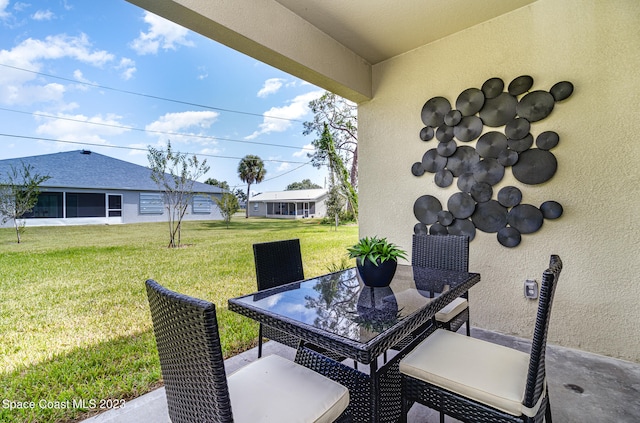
358, 0, 640, 362
1, 189, 223, 227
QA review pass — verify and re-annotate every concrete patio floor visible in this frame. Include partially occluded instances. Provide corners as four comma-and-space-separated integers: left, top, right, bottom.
82, 328, 640, 422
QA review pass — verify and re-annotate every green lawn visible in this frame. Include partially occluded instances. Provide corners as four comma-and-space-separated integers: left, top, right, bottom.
0, 218, 358, 422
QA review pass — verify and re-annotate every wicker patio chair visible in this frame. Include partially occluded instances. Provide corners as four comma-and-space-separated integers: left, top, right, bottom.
399, 255, 562, 423
412, 234, 471, 335
145, 279, 351, 423
253, 239, 305, 357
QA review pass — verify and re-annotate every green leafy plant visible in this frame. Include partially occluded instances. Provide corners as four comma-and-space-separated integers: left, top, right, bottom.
347, 236, 407, 266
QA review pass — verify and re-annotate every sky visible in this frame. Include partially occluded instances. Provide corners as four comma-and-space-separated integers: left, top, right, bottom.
0, 0, 331, 194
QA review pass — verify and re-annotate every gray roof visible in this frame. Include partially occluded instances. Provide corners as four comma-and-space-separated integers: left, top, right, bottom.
250, 189, 328, 202
0, 150, 223, 194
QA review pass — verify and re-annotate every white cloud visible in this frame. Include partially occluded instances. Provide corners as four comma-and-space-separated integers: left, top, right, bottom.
257, 78, 285, 98
0, 0, 10, 19
145, 111, 220, 144
130, 11, 194, 55
34, 112, 129, 146
0, 33, 114, 105
197, 66, 208, 80
116, 57, 136, 80
245, 90, 323, 140
32, 9, 54, 21
276, 162, 291, 172
293, 143, 315, 157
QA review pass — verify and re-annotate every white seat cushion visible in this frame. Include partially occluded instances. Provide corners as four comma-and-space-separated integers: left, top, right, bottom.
228, 354, 349, 423
400, 329, 530, 417
435, 297, 468, 322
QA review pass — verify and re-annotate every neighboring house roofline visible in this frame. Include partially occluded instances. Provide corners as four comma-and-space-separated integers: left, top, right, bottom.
249, 189, 328, 202
0, 150, 223, 194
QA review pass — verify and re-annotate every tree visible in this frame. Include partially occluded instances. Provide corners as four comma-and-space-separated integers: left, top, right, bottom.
214, 192, 240, 228
303, 91, 358, 190
237, 155, 266, 218
147, 141, 210, 248
204, 178, 230, 191
318, 124, 358, 221
325, 184, 345, 231
0, 163, 50, 243
286, 179, 322, 190
233, 188, 247, 205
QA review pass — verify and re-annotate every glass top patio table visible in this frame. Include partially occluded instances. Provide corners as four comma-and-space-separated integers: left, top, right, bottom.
229, 264, 480, 364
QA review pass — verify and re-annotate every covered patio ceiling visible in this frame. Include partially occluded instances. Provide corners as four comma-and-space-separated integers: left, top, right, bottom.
126, 0, 536, 102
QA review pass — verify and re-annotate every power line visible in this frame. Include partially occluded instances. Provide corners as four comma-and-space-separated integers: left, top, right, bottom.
0, 133, 309, 164
0, 107, 315, 152
0, 63, 305, 123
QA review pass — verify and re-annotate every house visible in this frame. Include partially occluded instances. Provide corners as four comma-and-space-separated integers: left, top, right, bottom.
128, 0, 640, 365
0, 150, 224, 227
248, 188, 328, 218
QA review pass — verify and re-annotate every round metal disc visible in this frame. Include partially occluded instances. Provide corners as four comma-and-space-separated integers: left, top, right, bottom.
472, 158, 505, 186
454, 115, 483, 142
447, 146, 480, 177
437, 140, 457, 157
536, 131, 560, 150
414, 222, 428, 235
413, 195, 443, 224
411, 162, 425, 176
517, 91, 555, 122
421, 96, 452, 127
471, 200, 508, 233
420, 126, 435, 141
477, 131, 508, 159
429, 223, 449, 235
497, 186, 523, 208
447, 192, 476, 219
505, 118, 531, 140
550, 81, 574, 102
512, 149, 558, 185
447, 218, 476, 241
498, 227, 521, 248
436, 125, 455, 142
481, 77, 504, 99
479, 92, 518, 127
457, 172, 475, 193
456, 88, 485, 116
444, 110, 462, 126
498, 149, 519, 167
437, 210, 454, 226
470, 181, 493, 203
507, 133, 533, 153
434, 169, 454, 187
421, 148, 447, 173
507, 204, 544, 234
508, 75, 534, 96
540, 201, 563, 219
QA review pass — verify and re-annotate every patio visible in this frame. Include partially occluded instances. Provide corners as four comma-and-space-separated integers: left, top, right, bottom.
82, 327, 640, 422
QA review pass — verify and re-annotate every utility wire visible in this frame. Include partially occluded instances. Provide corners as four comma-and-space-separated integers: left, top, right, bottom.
0, 133, 309, 164
0, 107, 315, 152
0, 63, 304, 123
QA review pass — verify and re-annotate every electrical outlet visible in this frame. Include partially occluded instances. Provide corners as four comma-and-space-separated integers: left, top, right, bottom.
524, 279, 538, 299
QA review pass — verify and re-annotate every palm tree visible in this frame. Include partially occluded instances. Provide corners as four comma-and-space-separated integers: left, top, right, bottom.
237, 155, 266, 218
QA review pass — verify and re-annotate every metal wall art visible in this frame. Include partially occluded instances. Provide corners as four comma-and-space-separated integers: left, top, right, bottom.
412, 75, 573, 247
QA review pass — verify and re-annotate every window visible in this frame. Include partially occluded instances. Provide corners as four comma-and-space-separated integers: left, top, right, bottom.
139, 193, 164, 214
25, 192, 63, 218
108, 195, 122, 217
66, 193, 105, 217
192, 195, 211, 214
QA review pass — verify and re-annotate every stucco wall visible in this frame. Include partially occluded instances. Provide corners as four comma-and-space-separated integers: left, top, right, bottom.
358, 0, 640, 362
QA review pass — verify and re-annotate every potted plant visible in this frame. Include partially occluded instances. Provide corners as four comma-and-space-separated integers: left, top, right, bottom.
347, 236, 407, 287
